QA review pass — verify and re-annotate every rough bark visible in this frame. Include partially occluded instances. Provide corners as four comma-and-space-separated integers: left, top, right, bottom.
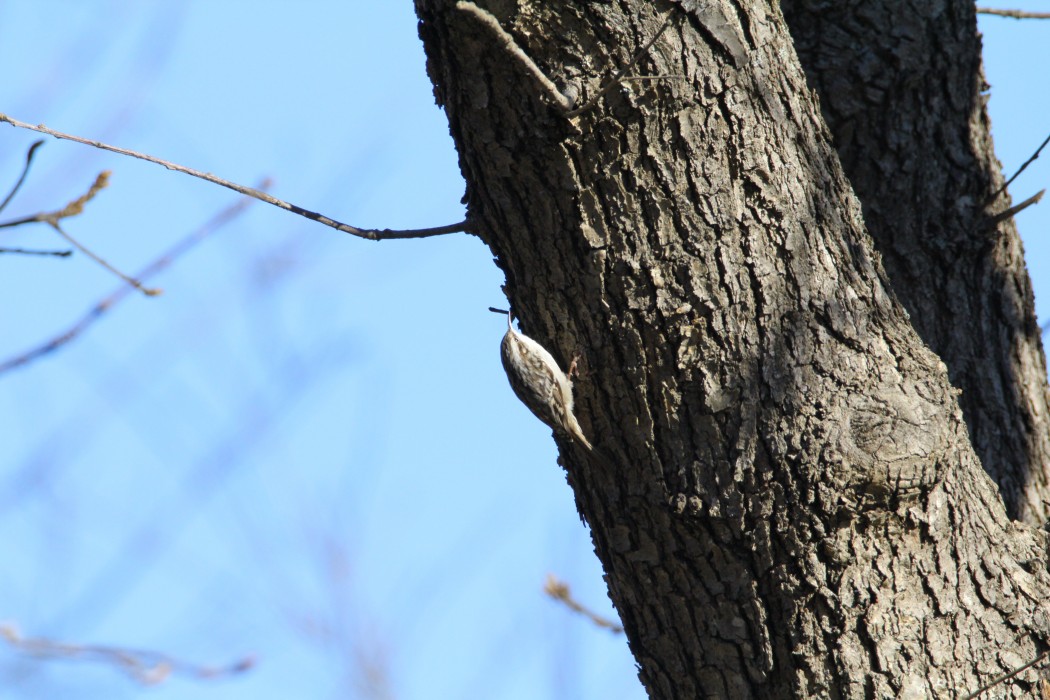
780, 0, 1050, 526
415, 1, 1050, 697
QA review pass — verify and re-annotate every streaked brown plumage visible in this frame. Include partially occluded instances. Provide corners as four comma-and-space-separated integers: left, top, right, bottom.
498, 311, 593, 451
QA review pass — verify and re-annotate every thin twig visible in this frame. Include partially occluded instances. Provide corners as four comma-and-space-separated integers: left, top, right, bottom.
455, 1, 574, 112
48, 219, 161, 296
543, 574, 624, 633
0, 184, 265, 376
985, 189, 1045, 230
0, 621, 254, 686
963, 649, 1050, 699
565, 10, 676, 119
0, 112, 468, 241
0, 139, 44, 215
988, 132, 1050, 204
977, 7, 1050, 19
0, 170, 161, 295
0, 247, 71, 257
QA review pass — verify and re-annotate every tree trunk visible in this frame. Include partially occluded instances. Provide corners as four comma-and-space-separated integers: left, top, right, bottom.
415, 1, 1050, 697
780, 0, 1050, 526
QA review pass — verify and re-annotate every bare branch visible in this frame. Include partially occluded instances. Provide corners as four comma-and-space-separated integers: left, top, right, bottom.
543, 574, 624, 634
0, 185, 263, 376
977, 7, 1050, 19
988, 131, 1050, 204
0, 246, 71, 257
0, 621, 254, 685
0, 112, 469, 241
0, 139, 44, 215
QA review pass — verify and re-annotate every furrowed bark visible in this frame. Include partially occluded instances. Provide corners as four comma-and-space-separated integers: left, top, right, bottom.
415, 1, 1050, 696
781, 0, 1050, 525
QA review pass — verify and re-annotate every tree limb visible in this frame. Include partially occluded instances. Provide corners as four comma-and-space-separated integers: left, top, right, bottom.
0, 112, 469, 241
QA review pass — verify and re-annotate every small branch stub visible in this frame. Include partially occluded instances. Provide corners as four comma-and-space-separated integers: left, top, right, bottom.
985, 189, 1045, 232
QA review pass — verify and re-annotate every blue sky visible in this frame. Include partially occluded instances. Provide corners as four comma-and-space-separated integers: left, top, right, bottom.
0, 3, 1047, 699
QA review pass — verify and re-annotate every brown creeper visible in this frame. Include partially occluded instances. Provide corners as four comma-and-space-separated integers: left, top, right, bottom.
492, 307, 594, 451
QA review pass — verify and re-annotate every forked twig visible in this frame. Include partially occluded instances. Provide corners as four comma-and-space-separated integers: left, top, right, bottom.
0, 170, 160, 295
0, 113, 468, 241
0, 184, 265, 376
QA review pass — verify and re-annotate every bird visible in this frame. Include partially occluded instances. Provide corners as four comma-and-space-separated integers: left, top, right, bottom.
492, 307, 594, 452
